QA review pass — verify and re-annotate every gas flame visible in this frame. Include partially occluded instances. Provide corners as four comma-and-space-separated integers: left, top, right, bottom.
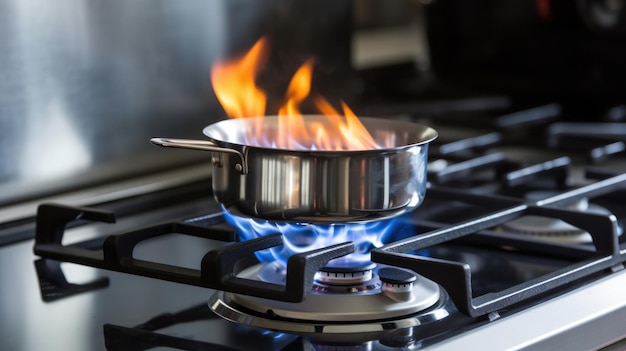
223, 209, 415, 268
210, 37, 379, 150
210, 37, 268, 118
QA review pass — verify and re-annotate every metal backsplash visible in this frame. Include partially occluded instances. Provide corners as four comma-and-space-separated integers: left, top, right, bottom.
0, 0, 351, 205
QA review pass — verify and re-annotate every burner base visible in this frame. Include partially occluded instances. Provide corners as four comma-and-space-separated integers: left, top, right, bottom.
501, 203, 620, 244
208, 289, 453, 344
208, 263, 452, 344
227, 263, 441, 321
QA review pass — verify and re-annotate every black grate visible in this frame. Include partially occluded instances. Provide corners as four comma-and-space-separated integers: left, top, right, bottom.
31, 101, 626, 319
32, 174, 626, 317
372, 173, 626, 317
33, 204, 354, 303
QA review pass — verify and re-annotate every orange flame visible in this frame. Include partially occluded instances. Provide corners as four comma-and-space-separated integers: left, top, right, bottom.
210, 37, 268, 119
211, 37, 379, 150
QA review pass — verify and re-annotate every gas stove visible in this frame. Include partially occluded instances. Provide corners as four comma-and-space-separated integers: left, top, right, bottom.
3, 0, 626, 349
1, 97, 625, 350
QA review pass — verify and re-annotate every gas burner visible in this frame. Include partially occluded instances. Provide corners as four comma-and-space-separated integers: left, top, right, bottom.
314, 263, 376, 285
208, 263, 450, 343
501, 194, 620, 244
502, 214, 594, 243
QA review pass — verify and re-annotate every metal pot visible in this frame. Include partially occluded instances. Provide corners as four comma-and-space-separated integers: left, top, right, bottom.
151, 116, 437, 223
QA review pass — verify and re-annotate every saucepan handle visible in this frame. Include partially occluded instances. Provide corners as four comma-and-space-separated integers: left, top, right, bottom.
150, 137, 248, 174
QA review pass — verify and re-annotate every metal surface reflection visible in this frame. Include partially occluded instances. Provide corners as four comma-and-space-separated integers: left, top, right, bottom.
0, 0, 226, 204
0, 0, 352, 205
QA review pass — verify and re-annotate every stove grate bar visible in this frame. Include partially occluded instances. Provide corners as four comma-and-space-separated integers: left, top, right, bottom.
494, 103, 562, 128
416, 220, 597, 259
430, 152, 509, 185
589, 141, 626, 163
547, 122, 626, 149
372, 248, 616, 318
503, 156, 571, 188
435, 132, 502, 156
374, 174, 626, 318
33, 203, 354, 303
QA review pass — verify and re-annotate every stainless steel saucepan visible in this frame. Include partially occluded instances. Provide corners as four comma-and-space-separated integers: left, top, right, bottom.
151, 115, 437, 223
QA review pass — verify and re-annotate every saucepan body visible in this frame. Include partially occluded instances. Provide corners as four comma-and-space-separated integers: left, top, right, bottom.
151, 116, 438, 223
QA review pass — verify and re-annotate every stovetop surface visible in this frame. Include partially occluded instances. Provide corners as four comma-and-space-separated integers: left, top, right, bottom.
3, 97, 626, 350
3, 190, 625, 351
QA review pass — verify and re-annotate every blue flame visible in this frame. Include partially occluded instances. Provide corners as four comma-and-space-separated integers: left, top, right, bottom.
222, 209, 415, 268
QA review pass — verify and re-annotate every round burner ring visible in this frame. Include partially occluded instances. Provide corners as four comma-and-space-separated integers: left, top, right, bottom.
502, 203, 619, 244
502, 193, 622, 244
315, 263, 377, 285
222, 264, 441, 322
208, 289, 452, 344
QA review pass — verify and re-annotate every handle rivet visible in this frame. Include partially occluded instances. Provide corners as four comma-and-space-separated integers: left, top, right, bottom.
235, 164, 243, 172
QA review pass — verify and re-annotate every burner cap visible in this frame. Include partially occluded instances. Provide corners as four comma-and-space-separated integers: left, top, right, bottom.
319, 263, 377, 273
378, 267, 417, 284
379, 267, 417, 296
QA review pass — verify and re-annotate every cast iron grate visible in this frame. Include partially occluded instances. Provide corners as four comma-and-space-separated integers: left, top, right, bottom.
33, 173, 626, 318
372, 173, 626, 317
33, 203, 354, 303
